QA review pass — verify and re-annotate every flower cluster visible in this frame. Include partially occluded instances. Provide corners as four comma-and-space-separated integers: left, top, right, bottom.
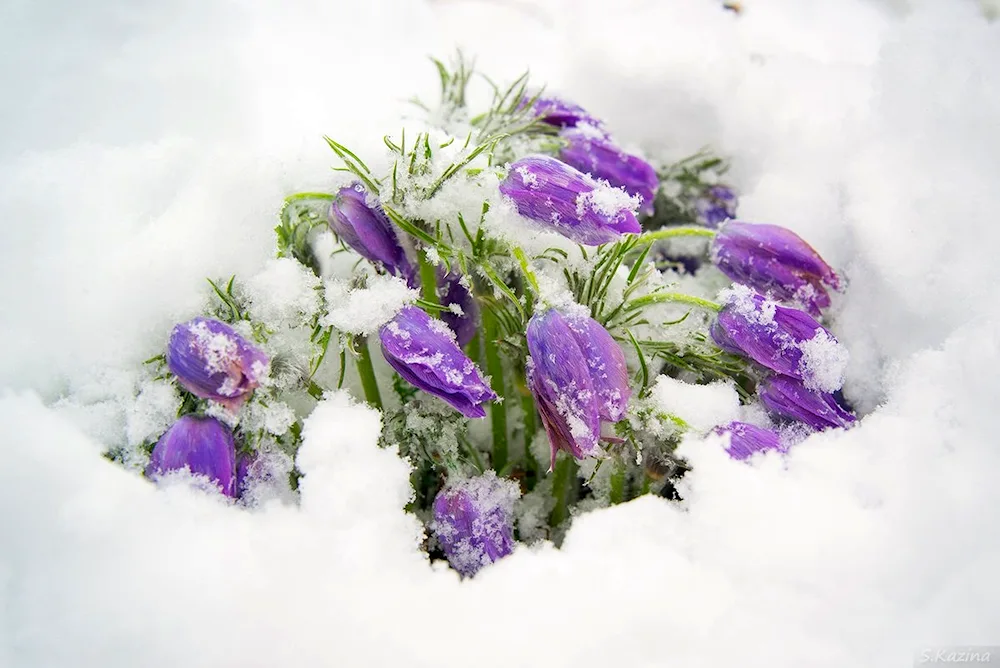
110, 56, 859, 578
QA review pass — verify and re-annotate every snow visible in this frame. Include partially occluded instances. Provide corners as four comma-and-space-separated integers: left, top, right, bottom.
3, 1, 1000, 667
321, 273, 418, 336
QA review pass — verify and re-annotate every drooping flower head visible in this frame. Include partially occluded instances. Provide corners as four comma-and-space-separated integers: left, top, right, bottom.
526, 308, 631, 469
437, 270, 478, 349
167, 317, 269, 412
379, 306, 496, 418
500, 155, 641, 246
431, 471, 520, 577
711, 221, 842, 316
711, 286, 848, 393
694, 184, 738, 228
711, 421, 785, 460
759, 374, 856, 431
522, 95, 605, 131
558, 127, 659, 216
145, 415, 237, 497
328, 183, 414, 282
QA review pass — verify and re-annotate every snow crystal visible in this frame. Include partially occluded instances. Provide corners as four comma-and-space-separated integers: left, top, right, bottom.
188, 320, 239, 374
575, 179, 640, 218
322, 274, 417, 336
244, 257, 321, 329
798, 328, 849, 393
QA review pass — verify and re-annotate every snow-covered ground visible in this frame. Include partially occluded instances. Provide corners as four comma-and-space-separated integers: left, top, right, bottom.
2, 1, 999, 666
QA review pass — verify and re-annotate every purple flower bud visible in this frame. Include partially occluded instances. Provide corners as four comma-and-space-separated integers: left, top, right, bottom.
500, 155, 641, 246
759, 375, 856, 431
694, 185, 738, 228
711, 287, 847, 393
438, 270, 478, 349
146, 415, 236, 497
711, 221, 842, 316
431, 472, 520, 577
379, 306, 496, 418
328, 183, 414, 281
523, 95, 605, 130
526, 309, 631, 469
558, 128, 659, 216
711, 421, 785, 460
235, 451, 255, 499
167, 317, 269, 412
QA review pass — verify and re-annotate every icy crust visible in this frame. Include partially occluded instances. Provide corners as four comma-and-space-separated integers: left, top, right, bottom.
717, 285, 848, 393
321, 273, 418, 336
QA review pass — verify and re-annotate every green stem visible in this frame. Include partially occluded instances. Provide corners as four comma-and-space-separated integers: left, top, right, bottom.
609, 460, 626, 505
549, 455, 577, 527
417, 249, 439, 306
482, 309, 508, 471
355, 337, 383, 411
626, 292, 721, 313
636, 226, 717, 244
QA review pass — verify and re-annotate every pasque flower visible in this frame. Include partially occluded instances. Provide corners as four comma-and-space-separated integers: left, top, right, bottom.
437, 270, 478, 349
558, 127, 659, 216
146, 415, 237, 497
711, 421, 785, 460
379, 306, 496, 418
328, 182, 414, 282
523, 95, 605, 131
167, 317, 269, 411
711, 221, 842, 316
526, 308, 630, 469
711, 286, 847, 393
431, 471, 520, 577
500, 155, 641, 246
759, 375, 856, 431
694, 184, 738, 228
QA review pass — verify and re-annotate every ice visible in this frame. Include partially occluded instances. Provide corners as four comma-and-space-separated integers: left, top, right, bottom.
3, 0, 1000, 666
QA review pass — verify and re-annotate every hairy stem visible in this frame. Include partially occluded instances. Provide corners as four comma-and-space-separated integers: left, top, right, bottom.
417, 249, 439, 306
482, 309, 508, 471
355, 337, 383, 411
549, 455, 577, 527
636, 226, 717, 244
626, 292, 721, 313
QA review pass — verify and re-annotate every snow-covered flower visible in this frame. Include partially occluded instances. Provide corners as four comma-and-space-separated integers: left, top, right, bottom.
759, 375, 856, 431
711, 287, 847, 393
522, 95, 605, 131
379, 306, 496, 418
711, 221, 842, 316
694, 184, 738, 228
431, 471, 520, 577
711, 421, 785, 460
526, 308, 630, 469
167, 317, 269, 412
437, 270, 478, 349
557, 127, 659, 216
327, 182, 414, 282
499, 154, 641, 246
145, 415, 237, 497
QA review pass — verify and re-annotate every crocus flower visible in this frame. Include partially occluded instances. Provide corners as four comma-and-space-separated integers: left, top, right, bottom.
328, 183, 414, 282
500, 155, 641, 246
759, 374, 856, 431
438, 270, 478, 349
523, 95, 605, 131
711, 286, 847, 393
711, 421, 785, 460
145, 415, 237, 497
694, 184, 738, 228
167, 317, 269, 412
711, 221, 842, 316
558, 127, 659, 216
431, 471, 520, 577
379, 306, 496, 417
526, 308, 631, 469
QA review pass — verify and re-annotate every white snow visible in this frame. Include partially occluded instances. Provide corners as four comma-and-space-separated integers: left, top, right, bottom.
3, 1, 1000, 667
321, 273, 418, 336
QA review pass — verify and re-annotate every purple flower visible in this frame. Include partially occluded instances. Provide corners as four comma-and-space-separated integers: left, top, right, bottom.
526, 309, 631, 469
711, 221, 842, 316
437, 270, 478, 349
146, 415, 237, 497
711, 421, 785, 460
379, 306, 496, 418
711, 287, 847, 393
523, 95, 605, 130
500, 155, 641, 246
759, 375, 856, 431
694, 185, 738, 228
167, 317, 269, 412
328, 183, 414, 282
431, 472, 520, 577
558, 128, 659, 216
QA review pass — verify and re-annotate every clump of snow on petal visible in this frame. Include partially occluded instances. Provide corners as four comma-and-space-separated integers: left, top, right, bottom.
798, 329, 849, 393
322, 274, 418, 335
